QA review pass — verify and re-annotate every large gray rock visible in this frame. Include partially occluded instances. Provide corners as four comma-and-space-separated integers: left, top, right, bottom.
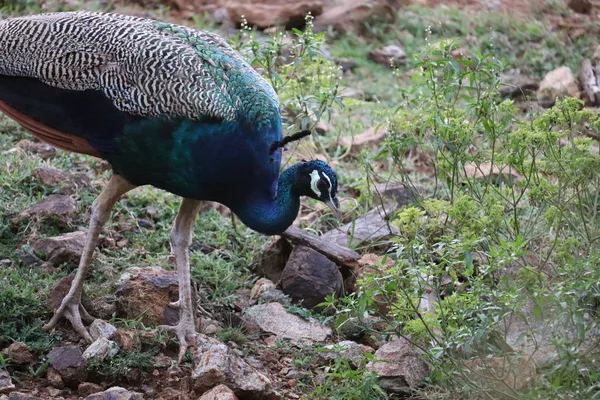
280, 246, 343, 309
322, 207, 399, 248
243, 302, 331, 343
366, 338, 429, 392
89, 320, 117, 340
192, 335, 272, 399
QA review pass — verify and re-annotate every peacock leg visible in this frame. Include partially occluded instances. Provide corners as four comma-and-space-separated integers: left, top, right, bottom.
43, 174, 136, 340
158, 198, 203, 363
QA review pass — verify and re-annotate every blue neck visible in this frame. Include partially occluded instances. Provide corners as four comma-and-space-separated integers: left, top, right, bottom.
232, 165, 300, 235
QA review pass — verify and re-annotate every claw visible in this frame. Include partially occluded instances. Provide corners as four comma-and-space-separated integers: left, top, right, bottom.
158, 321, 198, 363
168, 300, 181, 309
44, 294, 93, 343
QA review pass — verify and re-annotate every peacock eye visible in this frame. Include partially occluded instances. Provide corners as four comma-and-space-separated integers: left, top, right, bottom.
317, 180, 329, 192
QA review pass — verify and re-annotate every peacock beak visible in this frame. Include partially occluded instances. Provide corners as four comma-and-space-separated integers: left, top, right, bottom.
325, 196, 342, 220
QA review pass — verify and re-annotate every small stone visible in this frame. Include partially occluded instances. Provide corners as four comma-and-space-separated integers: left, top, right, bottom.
287, 379, 297, 388
569, 0, 592, 14
84, 386, 144, 400
14, 194, 77, 223
0, 259, 12, 266
79, 382, 104, 397
244, 302, 331, 343
192, 335, 272, 396
16, 139, 56, 159
197, 384, 238, 400
6, 342, 33, 364
368, 45, 407, 66
32, 231, 87, 267
46, 367, 64, 389
32, 166, 90, 193
250, 278, 277, 304
15, 246, 43, 267
7, 393, 44, 400
89, 320, 117, 340
537, 66, 580, 105
115, 267, 182, 326
47, 345, 87, 385
0, 369, 15, 394
366, 337, 430, 391
319, 340, 375, 368
82, 338, 119, 362
112, 330, 139, 352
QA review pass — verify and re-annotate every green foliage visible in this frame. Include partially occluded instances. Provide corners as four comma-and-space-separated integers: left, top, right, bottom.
305, 357, 387, 400
86, 350, 157, 381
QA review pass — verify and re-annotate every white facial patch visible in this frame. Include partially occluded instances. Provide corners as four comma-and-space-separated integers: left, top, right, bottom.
310, 170, 321, 197
322, 173, 333, 201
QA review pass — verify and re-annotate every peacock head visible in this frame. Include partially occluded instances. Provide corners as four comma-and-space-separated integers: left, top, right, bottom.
295, 160, 341, 219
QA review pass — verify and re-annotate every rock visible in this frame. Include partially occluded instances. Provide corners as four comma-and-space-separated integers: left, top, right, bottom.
339, 126, 387, 152
82, 338, 119, 362
569, 0, 592, 13
464, 162, 522, 185
14, 195, 77, 223
32, 231, 87, 266
315, 0, 395, 34
115, 267, 183, 326
113, 330, 140, 352
338, 87, 364, 100
257, 237, 292, 283
154, 388, 189, 400
89, 320, 117, 340
463, 356, 537, 392
579, 59, 600, 106
0, 370, 14, 394
280, 246, 343, 309
192, 335, 272, 398
499, 69, 539, 99
46, 367, 64, 389
243, 302, 331, 343
368, 45, 407, 67
84, 386, 144, 400
250, 278, 277, 304
47, 345, 87, 386
370, 182, 418, 208
78, 382, 104, 397
0, 259, 12, 266
5, 342, 33, 364
15, 245, 44, 267
536, 66, 580, 105
48, 275, 92, 313
226, 1, 323, 29
32, 167, 90, 194
16, 139, 56, 159
319, 341, 375, 368
7, 393, 43, 400
322, 206, 399, 248
282, 225, 361, 270
198, 384, 238, 400
366, 338, 430, 391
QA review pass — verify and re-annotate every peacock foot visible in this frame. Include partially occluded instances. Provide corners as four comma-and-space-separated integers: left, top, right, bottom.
158, 312, 198, 364
43, 293, 95, 342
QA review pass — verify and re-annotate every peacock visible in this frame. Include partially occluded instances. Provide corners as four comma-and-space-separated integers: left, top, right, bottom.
0, 11, 340, 362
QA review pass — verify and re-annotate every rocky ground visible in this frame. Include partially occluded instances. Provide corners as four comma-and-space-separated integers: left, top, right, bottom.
2, 0, 600, 399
